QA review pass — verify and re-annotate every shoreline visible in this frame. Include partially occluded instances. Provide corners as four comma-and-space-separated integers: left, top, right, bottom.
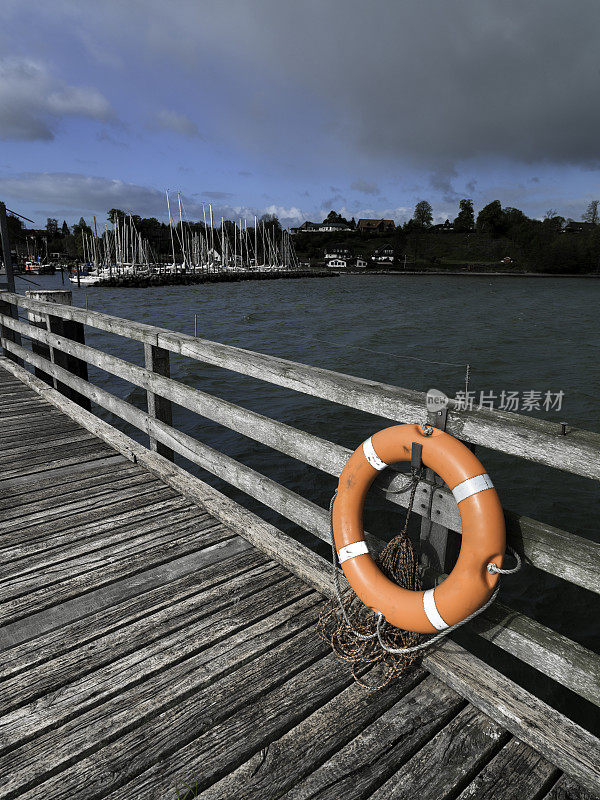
84, 269, 335, 288
330, 269, 600, 278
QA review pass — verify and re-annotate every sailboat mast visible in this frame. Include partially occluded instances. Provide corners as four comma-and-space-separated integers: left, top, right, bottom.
166, 190, 176, 272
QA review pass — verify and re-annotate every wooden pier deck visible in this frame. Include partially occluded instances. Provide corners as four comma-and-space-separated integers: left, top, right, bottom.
0, 364, 595, 799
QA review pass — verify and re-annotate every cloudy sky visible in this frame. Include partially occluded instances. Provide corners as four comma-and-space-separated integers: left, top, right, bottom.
1, 0, 599, 228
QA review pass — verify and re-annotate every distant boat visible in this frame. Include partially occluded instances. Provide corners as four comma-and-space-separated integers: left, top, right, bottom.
24, 261, 55, 275
68, 268, 110, 286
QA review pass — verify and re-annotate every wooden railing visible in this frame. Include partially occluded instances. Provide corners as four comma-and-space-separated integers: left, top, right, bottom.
0, 288, 599, 786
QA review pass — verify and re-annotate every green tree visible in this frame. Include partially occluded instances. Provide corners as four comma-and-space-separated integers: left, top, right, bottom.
7, 213, 24, 241
414, 200, 433, 227
73, 217, 92, 236
260, 214, 282, 234
61, 220, 69, 236
453, 199, 474, 231
476, 200, 504, 237
583, 200, 599, 224
46, 218, 58, 237
322, 210, 350, 225
108, 208, 126, 224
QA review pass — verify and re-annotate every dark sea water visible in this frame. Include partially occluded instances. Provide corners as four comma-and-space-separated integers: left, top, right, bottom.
22, 272, 600, 730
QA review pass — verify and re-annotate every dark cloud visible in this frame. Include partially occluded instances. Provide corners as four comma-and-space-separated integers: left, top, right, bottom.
151, 109, 203, 139
428, 165, 459, 203
0, 57, 114, 141
103, 0, 600, 169
351, 180, 380, 195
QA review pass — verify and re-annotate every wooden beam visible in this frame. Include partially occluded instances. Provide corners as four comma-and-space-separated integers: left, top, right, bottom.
143, 344, 173, 461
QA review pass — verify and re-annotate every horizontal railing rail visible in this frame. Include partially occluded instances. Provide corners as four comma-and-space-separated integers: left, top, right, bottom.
1, 302, 598, 710
2, 290, 600, 481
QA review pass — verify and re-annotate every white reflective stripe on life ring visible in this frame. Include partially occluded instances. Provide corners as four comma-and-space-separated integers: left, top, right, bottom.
338, 540, 369, 564
362, 437, 388, 471
451, 473, 494, 504
422, 588, 449, 630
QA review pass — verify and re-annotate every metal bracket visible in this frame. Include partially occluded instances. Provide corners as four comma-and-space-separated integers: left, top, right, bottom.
419, 396, 453, 578
410, 442, 423, 473
429, 404, 448, 432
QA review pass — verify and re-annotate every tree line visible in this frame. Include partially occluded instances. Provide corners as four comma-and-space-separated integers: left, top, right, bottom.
294, 198, 600, 273
5, 199, 600, 273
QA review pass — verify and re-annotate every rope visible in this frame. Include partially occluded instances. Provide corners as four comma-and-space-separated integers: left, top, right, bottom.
488, 547, 522, 575
317, 469, 522, 688
313, 338, 469, 368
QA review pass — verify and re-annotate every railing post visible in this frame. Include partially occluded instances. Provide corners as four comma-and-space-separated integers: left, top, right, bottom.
144, 343, 174, 461
0, 201, 23, 363
25, 289, 91, 410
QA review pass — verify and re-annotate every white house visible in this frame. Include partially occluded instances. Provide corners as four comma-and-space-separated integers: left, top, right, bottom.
319, 221, 353, 233
371, 246, 394, 263
327, 256, 368, 270
324, 247, 352, 259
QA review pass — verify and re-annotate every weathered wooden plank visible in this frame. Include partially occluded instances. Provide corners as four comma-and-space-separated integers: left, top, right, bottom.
35, 627, 338, 800
469, 597, 600, 708
0, 496, 191, 564
144, 343, 174, 461
542, 775, 599, 800
0, 549, 270, 703
200, 672, 456, 800
282, 683, 464, 800
0, 404, 56, 423
0, 416, 77, 443
2, 358, 334, 601
0, 437, 110, 470
455, 737, 559, 800
0, 462, 140, 511
4, 293, 599, 480
423, 641, 600, 796
0, 564, 294, 742
0, 518, 227, 625
0, 482, 176, 545
2, 333, 596, 595
0, 504, 202, 579
504, 511, 599, 594
0, 596, 323, 798
0, 535, 249, 652
368, 705, 508, 800
0, 448, 113, 482
0, 453, 127, 490
0, 430, 96, 462
0, 470, 157, 530
0, 546, 266, 679
1, 515, 222, 610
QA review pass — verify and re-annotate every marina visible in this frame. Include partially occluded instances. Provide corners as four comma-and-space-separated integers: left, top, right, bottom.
0, 288, 598, 798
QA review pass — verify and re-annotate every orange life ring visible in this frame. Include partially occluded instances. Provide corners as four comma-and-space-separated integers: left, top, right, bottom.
332, 423, 505, 634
